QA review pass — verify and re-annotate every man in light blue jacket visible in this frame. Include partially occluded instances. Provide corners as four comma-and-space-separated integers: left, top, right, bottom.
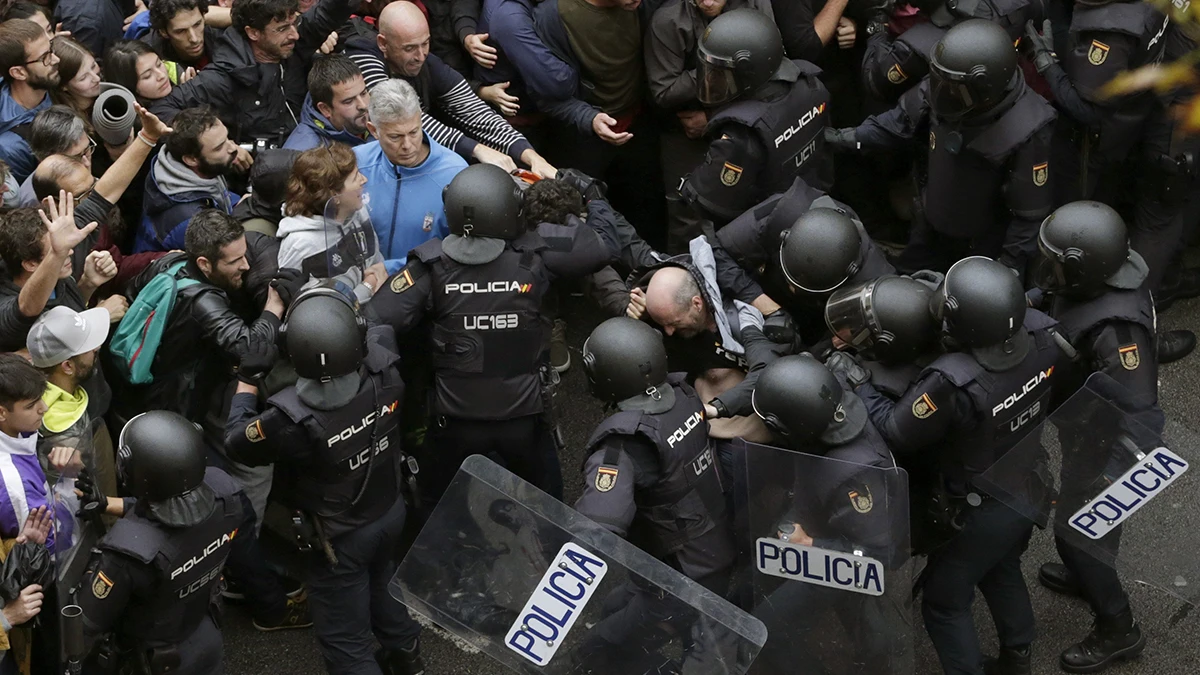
283, 55, 373, 152
354, 78, 467, 270
0, 20, 58, 183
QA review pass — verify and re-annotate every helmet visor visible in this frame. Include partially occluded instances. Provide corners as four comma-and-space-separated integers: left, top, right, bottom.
824, 280, 879, 353
698, 58, 741, 106
1033, 226, 1069, 291
929, 66, 979, 120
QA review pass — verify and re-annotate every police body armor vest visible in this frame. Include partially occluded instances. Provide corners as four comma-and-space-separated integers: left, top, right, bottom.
1050, 286, 1156, 393
99, 468, 243, 648
412, 235, 549, 420
707, 60, 831, 196
922, 310, 1062, 492
584, 376, 734, 576
924, 86, 1056, 238
269, 328, 405, 539
1063, 2, 1169, 159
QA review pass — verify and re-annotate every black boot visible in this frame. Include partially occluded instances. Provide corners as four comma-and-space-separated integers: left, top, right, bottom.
1038, 562, 1081, 597
376, 640, 426, 675
984, 645, 1032, 675
1158, 329, 1196, 364
1059, 610, 1145, 673
1155, 267, 1200, 312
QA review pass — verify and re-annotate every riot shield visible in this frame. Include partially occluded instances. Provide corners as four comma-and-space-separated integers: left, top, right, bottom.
740, 439, 914, 675
318, 191, 382, 295
392, 455, 768, 674
976, 371, 1200, 605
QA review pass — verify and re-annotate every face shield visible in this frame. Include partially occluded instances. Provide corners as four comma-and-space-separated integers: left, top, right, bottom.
697, 49, 742, 106
929, 63, 981, 122
1032, 224, 1071, 292
824, 280, 881, 355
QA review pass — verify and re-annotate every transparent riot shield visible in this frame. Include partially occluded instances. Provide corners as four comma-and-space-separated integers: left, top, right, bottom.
392, 455, 768, 674
52, 459, 100, 668
976, 371, 1200, 605
740, 439, 914, 675
319, 191, 382, 295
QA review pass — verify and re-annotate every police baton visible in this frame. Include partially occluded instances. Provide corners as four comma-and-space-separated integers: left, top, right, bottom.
61, 604, 84, 675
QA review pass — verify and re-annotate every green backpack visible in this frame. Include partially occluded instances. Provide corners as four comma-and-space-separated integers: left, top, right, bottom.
109, 261, 201, 385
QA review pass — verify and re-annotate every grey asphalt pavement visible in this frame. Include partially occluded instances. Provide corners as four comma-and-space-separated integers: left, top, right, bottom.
224, 295, 1200, 675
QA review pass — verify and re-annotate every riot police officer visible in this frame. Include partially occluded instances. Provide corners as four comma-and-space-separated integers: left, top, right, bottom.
717, 204, 896, 346
368, 164, 617, 503
861, 0, 1046, 104
824, 274, 941, 399
850, 256, 1067, 675
223, 286, 423, 675
573, 317, 736, 671
1024, 3, 1182, 297
680, 8, 834, 226
1029, 201, 1159, 672
748, 354, 904, 673
828, 20, 1056, 274
76, 411, 249, 675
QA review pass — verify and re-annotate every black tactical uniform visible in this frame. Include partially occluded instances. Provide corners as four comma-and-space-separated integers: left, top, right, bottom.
1025, 3, 1179, 294
855, 257, 1066, 675
1029, 201, 1154, 672
714, 191, 895, 344
76, 412, 250, 675
573, 318, 737, 673
368, 165, 616, 502
680, 9, 833, 226
835, 20, 1056, 273
749, 355, 905, 674
862, 0, 1047, 104
224, 287, 423, 675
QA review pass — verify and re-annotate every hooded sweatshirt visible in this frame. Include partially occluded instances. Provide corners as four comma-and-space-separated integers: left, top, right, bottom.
0, 83, 51, 184
136, 147, 238, 252
354, 133, 467, 267
282, 95, 371, 151
0, 430, 54, 550
276, 210, 385, 304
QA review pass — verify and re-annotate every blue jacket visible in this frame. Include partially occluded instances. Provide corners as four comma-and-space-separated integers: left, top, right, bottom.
477, 0, 575, 114
0, 84, 50, 183
283, 95, 372, 151
135, 154, 239, 253
354, 133, 467, 267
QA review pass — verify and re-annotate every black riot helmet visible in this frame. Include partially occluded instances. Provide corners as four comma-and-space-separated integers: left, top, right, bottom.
753, 355, 861, 446
779, 207, 864, 296
932, 256, 1026, 350
825, 276, 939, 364
117, 410, 214, 526
280, 283, 368, 409
929, 20, 1019, 122
443, 164, 525, 239
696, 8, 785, 106
583, 317, 669, 403
1035, 201, 1130, 294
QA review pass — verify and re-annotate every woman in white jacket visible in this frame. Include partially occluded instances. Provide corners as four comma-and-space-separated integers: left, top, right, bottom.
276, 144, 387, 303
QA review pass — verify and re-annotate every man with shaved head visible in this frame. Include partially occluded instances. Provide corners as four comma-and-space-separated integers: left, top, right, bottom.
630, 238, 778, 442
344, 0, 557, 177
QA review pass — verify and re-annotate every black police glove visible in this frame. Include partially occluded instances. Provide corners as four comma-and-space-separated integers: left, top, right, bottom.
74, 469, 105, 520
558, 168, 609, 203
1024, 20, 1057, 75
270, 268, 307, 308
237, 340, 278, 385
762, 309, 796, 345
825, 351, 871, 388
706, 398, 730, 419
824, 127, 860, 151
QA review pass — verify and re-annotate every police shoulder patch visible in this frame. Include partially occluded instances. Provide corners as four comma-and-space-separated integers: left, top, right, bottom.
1088, 40, 1110, 66
390, 268, 415, 294
595, 467, 618, 493
1119, 343, 1140, 371
887, 63, 908, 84
1033, 162, 1049, 187
720, 162, 743, 187
849, 486, 873, 514
912, 392, 938, 419
92, 571, 113, 599
245, 419, 265, 443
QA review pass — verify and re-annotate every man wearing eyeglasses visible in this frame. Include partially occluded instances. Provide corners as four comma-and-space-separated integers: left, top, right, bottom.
0, 19, 60, 184
167, 0, 358, 148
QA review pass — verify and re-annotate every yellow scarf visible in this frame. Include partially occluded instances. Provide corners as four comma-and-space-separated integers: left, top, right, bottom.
40, 383, 88, 434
